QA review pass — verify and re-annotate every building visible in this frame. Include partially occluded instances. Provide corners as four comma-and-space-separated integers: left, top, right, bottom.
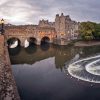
38, 13, 79, 40
38, 19, 55, 28
5, 13, 79, 46
55, 13, 79, 40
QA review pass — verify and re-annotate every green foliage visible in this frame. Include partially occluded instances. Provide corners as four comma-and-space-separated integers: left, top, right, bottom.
93, 24, 100, 39
79, 22, 100, 40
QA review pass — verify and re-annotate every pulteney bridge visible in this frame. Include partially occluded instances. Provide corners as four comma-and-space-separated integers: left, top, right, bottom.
5, 25, 57, 47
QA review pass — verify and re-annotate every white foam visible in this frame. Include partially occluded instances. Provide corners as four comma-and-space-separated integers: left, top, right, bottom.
67, 55, 100, 83
86, 59, 100, 76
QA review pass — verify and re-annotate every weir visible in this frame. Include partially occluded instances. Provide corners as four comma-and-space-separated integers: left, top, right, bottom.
0, 35, 20, 100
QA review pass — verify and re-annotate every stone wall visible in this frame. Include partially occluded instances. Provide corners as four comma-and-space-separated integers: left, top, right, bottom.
0, 35, 20, 100
5, 25, 57, 46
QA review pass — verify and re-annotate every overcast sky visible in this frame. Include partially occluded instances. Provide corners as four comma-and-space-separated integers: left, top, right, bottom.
0, 0, 100, 25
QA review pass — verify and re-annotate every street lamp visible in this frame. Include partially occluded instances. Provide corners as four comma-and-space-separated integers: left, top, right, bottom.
0, 19, 5, 35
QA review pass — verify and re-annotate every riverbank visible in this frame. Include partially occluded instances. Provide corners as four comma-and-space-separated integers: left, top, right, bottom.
74, 41, 100, 47
0, 35, 20, 100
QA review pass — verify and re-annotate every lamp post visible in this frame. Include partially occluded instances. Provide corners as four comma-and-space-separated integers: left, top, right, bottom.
0, 19, 6, 46
0, 19, 5, 35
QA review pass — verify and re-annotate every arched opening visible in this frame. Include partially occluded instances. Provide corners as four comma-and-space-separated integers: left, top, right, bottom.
24, 37, 37, 48
29, 37, 37, 46
40, 37, 50, 51
7, 37, 21, 48
41, 36, 50, 45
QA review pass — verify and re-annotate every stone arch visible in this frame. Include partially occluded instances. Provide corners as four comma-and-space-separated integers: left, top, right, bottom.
41, 36, 50, 44
27, 37, 37, 46
7, 37, 21, 47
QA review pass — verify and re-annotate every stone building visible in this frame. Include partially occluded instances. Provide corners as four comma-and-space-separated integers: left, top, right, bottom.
5, 13, 79, 46
55, 13, 79, 40
38, 13, 79, 41
39, 19, 55, 28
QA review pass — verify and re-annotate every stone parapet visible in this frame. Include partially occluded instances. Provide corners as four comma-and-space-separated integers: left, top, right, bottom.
0, 35, 20, 100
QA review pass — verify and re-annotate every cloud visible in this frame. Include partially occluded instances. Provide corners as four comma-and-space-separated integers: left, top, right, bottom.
0, 0, 100, 25
0, 0, 42, 24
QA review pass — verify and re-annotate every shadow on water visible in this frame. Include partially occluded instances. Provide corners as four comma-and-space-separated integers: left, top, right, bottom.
40, 42, 50, 51
8, 46, 21, 56
74, 45, 100, 58
25, 44, 37, 54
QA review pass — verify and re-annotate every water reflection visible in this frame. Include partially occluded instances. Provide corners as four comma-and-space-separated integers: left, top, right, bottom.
40, 43, 50, 51
25, 45, 37, 54
76, 46, 100, 58
10, 45, 100, 100
8, 46, 21, 56
9, 45, 100, 70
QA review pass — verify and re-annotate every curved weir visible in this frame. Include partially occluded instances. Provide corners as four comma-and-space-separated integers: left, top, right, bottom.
67, 55, 100, 83
85, 59, 100, 76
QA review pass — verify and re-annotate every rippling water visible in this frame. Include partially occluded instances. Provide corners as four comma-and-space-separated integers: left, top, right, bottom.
9, 44, 100, 100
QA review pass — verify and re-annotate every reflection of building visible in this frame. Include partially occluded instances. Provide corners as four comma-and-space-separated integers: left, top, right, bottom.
10, 45, 76, 71
54, 46, 76, 70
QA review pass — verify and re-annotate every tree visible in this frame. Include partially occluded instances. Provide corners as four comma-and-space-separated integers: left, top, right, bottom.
93, 24, 100, 40
79, 22, 95, 41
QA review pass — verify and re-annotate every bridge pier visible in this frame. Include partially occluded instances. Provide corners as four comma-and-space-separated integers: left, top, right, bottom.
20, 37, 26, 47
36, 38, 41, 45
20, 41, 25, 47
49, 38, 53, 43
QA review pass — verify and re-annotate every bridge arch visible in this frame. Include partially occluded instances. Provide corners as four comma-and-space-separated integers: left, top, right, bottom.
25, 37, 37, 47
41, 36, 50, 45
7, 37, 21, 48
29, 37, 37, 46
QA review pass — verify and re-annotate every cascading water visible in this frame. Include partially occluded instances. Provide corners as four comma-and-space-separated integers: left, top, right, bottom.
67, 55, 100, 83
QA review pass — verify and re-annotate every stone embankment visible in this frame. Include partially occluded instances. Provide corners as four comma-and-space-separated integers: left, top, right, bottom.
75, 41, 100, 47
0, 35, 20, 100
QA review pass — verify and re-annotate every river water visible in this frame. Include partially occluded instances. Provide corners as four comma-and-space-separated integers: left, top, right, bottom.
8, 44, 100, 100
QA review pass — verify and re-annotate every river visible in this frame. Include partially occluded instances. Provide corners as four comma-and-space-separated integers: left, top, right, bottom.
8, 44, 100, 100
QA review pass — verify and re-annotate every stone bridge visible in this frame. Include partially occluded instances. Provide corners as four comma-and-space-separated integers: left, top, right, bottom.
5, 25, 57, 46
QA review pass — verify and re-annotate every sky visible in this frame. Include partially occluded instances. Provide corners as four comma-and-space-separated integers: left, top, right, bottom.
0, 0, 100, 25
